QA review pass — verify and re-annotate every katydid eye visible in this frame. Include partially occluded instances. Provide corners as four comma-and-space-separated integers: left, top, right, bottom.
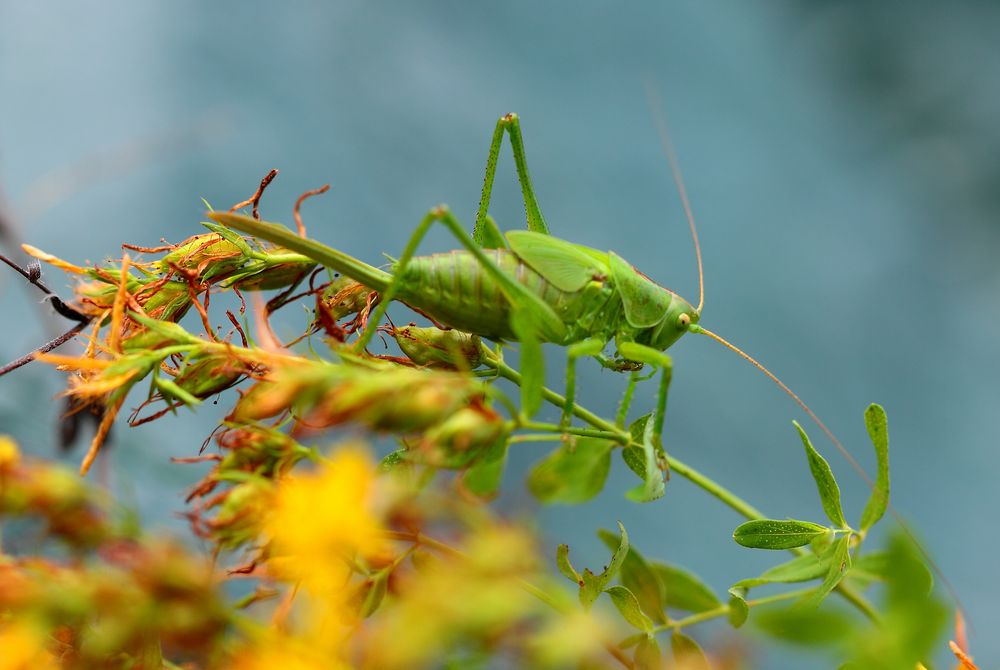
678, 313, 691, 327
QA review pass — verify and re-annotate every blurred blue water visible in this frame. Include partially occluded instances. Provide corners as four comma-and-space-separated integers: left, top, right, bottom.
2, 2, 998, 666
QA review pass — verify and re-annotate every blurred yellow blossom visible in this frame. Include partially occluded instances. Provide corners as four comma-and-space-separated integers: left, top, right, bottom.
0, 621, 58, 670
364, 525, 545, 669
265, 446, 387, 595
226, 633, 351, 670
0, 435, 20, 468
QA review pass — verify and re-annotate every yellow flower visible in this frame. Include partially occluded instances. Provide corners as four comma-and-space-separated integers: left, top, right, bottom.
0, 435, 20, 468
226, 632, 351, 670
265, 447, 386, 596
0, 622, 58, 670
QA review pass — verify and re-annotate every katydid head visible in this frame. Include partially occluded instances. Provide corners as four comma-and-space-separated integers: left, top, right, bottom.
647, 293, 699, 351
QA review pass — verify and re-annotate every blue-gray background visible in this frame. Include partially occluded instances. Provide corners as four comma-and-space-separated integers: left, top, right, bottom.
1, 2, 997, 667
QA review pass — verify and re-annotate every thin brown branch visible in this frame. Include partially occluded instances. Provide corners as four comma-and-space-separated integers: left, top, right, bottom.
228, 169, 279, 220
0, 322, 89, 377
293, 184, 330, 237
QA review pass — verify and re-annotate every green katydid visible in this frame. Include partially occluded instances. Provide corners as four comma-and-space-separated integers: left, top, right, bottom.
210, 111, 967, 617
207, 113, 851, 476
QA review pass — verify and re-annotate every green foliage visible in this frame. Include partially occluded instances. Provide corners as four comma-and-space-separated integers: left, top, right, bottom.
528, 438, 613, 504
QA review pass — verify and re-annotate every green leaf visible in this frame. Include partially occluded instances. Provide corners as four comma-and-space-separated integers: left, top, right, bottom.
731, 553, 831, 590
625, 413, 665, 503
555, 544, 582, 584
359, 569, 390, 617
671, 632, 711, 670
379, 449, 407, 471
842, 533, 947, 670
459, 439, 507, 499
621, 445, 646, 479
733, 519, 830, 550
859, 404, 890, 531
510, 310, 543, 419
649, 561, 720, 613
153, 376, 201, 407
727, 588, 749, 628
579, 521, 629, 609
200, 221, 255, 257
849, 551, 891, 584
794, 421, 847, 528
802, 534, 852, 608
598, 529, 667, 624
126, 311, 202, 345
633, 636, 662, 670
527, 438, 613, 504
753, 605, 855, 646
606, 586, 654, 633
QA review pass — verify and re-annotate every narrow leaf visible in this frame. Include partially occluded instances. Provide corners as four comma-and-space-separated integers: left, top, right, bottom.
527, 438, 613, 504
753, 606, 855, 646
598, 528, 667, 624
460, 439, 507, 499
671, 632, 711, 670
727, 588, 749, 628
606, 586, 654, 632
579, 522, 629, 609
510, 310, 543, 419
359, 570, 389, 617
732, 553, 831, 590
556, 544, 582, 584
626, 413, 665, 503
794, 421, 847, 528
733, 519, 830, 550
634, 636, 662, 670
650, 561, 720, 613
859, 404, 890, 531
849, 551, 891, 583
802, 534, 852, 608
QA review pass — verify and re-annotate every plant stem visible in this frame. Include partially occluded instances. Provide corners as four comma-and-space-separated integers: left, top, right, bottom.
484, 357, 879, 624
518, 421, 620, 441
653, 587, 816, 633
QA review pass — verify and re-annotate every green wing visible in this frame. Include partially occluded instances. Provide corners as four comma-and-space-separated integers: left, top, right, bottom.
506, 230, 609, 292
609, 252, 672, 328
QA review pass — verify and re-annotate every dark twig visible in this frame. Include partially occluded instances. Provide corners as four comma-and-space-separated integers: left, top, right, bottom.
0, 322, 88, 377
0, 251, 91, 322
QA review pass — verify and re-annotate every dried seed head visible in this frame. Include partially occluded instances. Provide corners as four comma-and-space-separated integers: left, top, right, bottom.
418, 405, 507, 468
158, 233, 246, 280
391, 325, 483, 369
228, 257, 316, 291
320, 277, 374, 321
174, 354, 251, 398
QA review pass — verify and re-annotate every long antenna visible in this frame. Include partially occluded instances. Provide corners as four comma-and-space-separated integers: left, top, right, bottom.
644, 81, 704, 313
693, 324, 966, 618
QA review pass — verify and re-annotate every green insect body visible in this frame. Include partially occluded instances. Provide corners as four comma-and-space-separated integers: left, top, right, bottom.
395, 235, 698, 351
207, 214, 699, 359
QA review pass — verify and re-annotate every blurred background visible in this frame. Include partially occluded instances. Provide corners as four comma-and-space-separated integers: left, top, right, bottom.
1, 2, 997, 666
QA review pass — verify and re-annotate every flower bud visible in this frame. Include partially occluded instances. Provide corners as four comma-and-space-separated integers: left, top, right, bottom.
391, 325, 482, 369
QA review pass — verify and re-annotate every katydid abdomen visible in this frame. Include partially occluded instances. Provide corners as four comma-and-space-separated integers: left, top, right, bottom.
396, 249, 618, 345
